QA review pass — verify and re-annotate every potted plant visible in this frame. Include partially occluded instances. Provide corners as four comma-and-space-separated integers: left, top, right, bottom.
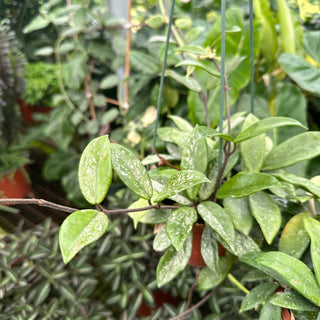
17, 61, 60, 123
0, 23, 31, 199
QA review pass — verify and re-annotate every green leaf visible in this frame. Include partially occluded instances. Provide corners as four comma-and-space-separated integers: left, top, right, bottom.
146, 14, 164, 29
263, 132, 320, 170
303, 217, 320, 287
201, 226, 219, 271
157, 127, 190, 149
303, 31, 320, 65
111, 144, 153, 200
270, 291, 319, 312
165, 70, 202, 92
153, 226, 171, 252
279, 53, 320, 96
279, 212, 311, 259
175, 59, 220, 77
128, 198, 151, 228
130, 50, 159, 75
223, 197, 253, 235
157, 236, 192, 287
240, 282, 279, 312
198, 255, 234, 290
249, 191, 282, 244
240, 114, 266, 172
199, 159, 219, 201
216, 172, 283, 199
272, 173, 320, 198
247, 251, 320, 307
197, 126, 234, 141
168, 115, 194, 132
23, 15, 50, 33
198, 202, 235, 248
234, 116, 306, 143
259, 301, 282, 320
175, 45, 208, 56
78, 136, 112, 204
153, 170, 209, 202
100, 74, 118, 89
166, 208, 197, 251
59, 209, 109, 264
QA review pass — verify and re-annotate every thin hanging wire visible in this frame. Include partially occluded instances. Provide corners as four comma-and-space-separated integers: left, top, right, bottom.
152, 0, 176, 150
218, 0, 226, 173
249, 0, 254, 114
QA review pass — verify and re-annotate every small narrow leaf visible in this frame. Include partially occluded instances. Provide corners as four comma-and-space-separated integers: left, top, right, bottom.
234, 117, 306, 143
279, 212, 311, 258
198, 202, 235, 248
175, 45, 208, 56
165, 70, 202, 92
240, 282, 279, 312
303, 217, 320, 287
166, 208, 197, 251
168, 115, 194, 132
263, 132, 320, 171
157, 236, 192, 287
153, 170, 209, 202
59, 210, 109, 264
216, 172, 283, 199
111, 144, 153, 200
78, 136, 112, 204
197, 126, 234, 141
175, 60, 220, 77
249, 191, 282, 244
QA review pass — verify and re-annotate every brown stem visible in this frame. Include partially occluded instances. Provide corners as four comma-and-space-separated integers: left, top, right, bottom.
149, 144, 181, 171
106, 97, 121, 106
0, 198, 77, 213
168, 289, 217, 320
100, 203, 178, 215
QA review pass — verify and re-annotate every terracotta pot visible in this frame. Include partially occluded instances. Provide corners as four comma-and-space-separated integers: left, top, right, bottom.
136, 290, 179, 317
17, 99, 51, 123
0, 168, 31, 198
188, 223, 226, 267
282, 308, 291, 320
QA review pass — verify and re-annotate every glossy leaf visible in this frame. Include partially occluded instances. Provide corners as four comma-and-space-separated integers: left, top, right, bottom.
259, 301, 282, 320
199, 159, 219, 201
279, 53, 320, 96
166, 208, 197, 251
59, 209, 109, 264
240, 114, 266, 172
157, 236, 192, 287
201, 226, 219, 271
153, 170, 209, 202
165, 70, 202, 92
78, 136, 112, 204
197, 126, 234, 141
216, 172, 283, 199
223, 197, 253, 235
263, 132, 320, 170
168, 115, 194, 132
153, 226, 171, 252
249, 251, 320, 307
303, 217, 320, 286
273, 172, 320, 198
234, 116, 306, 143
279, 212, 311, 259
198, 202, 235, 248
249, 191, 282, 244
240, 282, 279, 312
128, 198, 151, 228
157, 127, 190, 149
303, 31, 320, 65
270, 291, 319, 312
111, 143, 153, 200
198, 255, 234, 290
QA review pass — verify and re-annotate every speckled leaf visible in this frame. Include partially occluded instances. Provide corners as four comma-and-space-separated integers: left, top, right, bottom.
223, 197, 253, 235
234, 117, 306, 143
197, 126, 233, 141
153, 226, 171, 252
303, 217, 320, 287
157, 235, 192, 287
59, 209, 109, 264
198, 202, 235, 248
201, 226, 219, 271
78, 136, 112, 204
263, 132, 320, 171
259, 301, 282, 320
240, 282, 279, 312
198, 255, 234, 290
273, 172, 320, 198
253, 251, 320, 307
199, 159, 219, 201
157, 127, 190, 149
111, 143, 153, 200
216, 172, 283, 199
153, 170, 209, 202
279, 212, 310, 259
270, 291, 319, 312
249, 191, 282, 244
166, 208, 197, 251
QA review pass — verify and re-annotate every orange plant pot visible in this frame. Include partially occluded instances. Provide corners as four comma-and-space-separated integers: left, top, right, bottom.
0, 168, 31, 199
17, 99, 51, 123
188, 223, 226, 267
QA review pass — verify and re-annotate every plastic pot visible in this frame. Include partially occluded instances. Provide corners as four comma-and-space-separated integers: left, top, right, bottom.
188, 223, 226, 267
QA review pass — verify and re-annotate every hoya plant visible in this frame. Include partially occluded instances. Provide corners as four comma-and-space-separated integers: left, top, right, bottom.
56, 109, 320, 318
